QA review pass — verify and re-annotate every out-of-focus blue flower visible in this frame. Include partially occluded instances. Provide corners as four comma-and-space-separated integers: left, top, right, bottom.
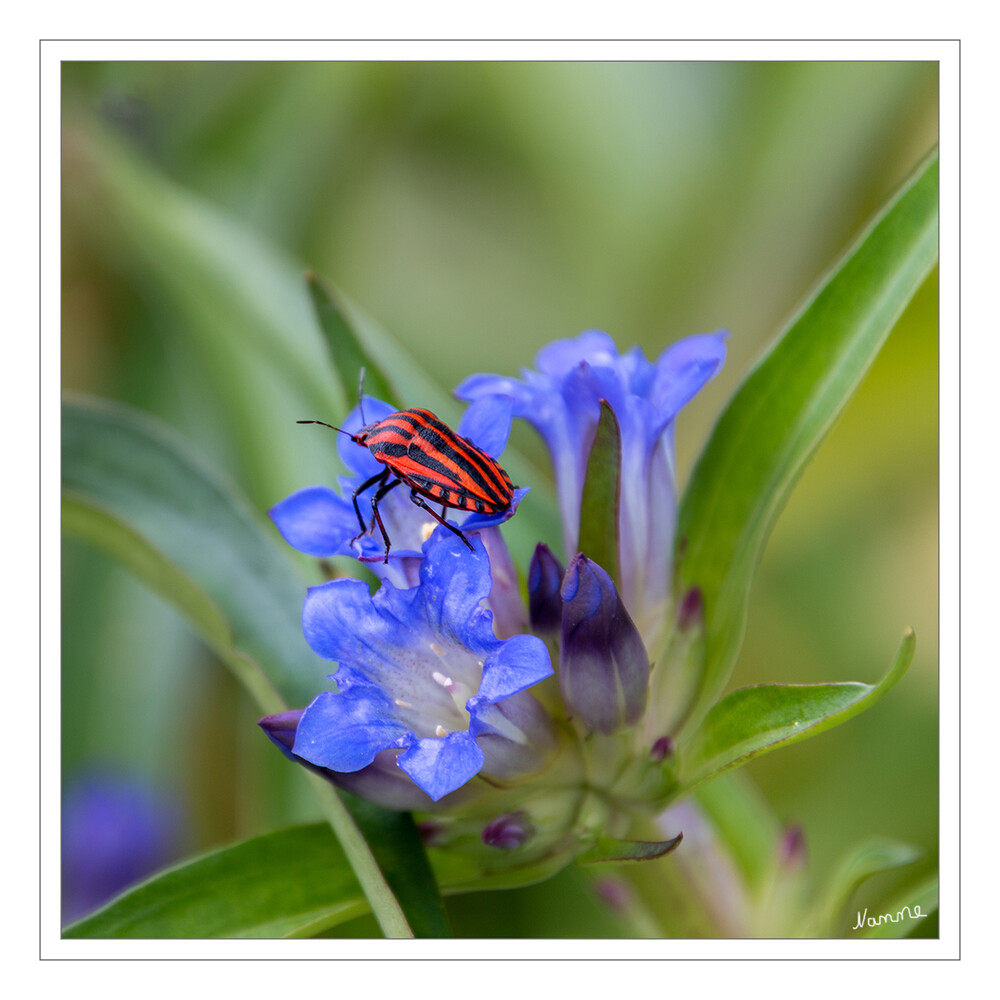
262, 531, 555, 803
270, 394, 527, 592
456, 329, 726, 633
559, 554, 650, 734
62, 770, 181, 925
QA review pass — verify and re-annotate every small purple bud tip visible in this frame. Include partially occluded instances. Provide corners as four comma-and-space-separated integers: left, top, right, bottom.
482, 811, 535, 851
677, 586, 703, 630
528, 543, 565, 633
779, 823, 807, 869
258, 710, 304, 758
650, 735, 674, 762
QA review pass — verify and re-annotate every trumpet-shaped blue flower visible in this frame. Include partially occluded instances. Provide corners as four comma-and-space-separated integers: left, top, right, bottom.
456, 330, 726, 633
268, 531, 555, 802
270, 394, 527, 590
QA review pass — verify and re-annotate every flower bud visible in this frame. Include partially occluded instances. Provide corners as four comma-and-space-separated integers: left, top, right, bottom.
482, 811, 535, 850
677, 586, 704, 631
778, 824, 807, 871
559, 554, 650, 733
528, 543, 564, 633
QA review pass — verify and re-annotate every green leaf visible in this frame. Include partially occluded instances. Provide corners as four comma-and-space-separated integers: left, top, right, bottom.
62, 394, 321, 709
577, 400, 622, 581
675, 151, 938, 723
64, 824, 366, 939
680, 629, 916, 790
578, 833, 683, 866
307, 271, 400, 410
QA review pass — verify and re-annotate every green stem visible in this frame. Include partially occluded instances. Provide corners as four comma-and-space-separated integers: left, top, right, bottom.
239, 667, 414, 938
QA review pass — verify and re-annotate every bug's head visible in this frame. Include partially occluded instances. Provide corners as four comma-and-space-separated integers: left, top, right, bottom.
351, 422, 380, 446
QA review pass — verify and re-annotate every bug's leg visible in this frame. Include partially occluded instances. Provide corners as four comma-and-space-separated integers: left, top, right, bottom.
369, 477, 402, 563
408, 489, 475, 553
351, 468, 390, 540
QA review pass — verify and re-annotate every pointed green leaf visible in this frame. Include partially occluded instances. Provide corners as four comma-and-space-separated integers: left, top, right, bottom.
63, 824, 366, 939
307, 271, 399, 409
578, 833, 683, 866
577, 400, 622, 580
62, 394, 321, 709
680, 629, 915, 790
675, 152, 938, 723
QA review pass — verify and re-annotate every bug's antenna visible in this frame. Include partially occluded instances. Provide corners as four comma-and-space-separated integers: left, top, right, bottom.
297, 419, 354, 439
358, 367, 368, 426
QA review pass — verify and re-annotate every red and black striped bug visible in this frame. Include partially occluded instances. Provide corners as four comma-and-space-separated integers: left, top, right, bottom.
298, 393, 516, 564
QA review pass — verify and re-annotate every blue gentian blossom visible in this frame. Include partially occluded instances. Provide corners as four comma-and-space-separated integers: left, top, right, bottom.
264, 329, 724, 867
265, 531, 555, 802
456, 330, 727, 637
270, 394, 527, 592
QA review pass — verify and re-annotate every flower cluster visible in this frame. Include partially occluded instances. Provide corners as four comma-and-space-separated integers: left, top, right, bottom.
263, 329, 726, 867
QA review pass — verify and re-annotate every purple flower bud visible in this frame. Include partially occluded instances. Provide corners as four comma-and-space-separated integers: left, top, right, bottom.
528, 543, 564, 633
677, 586, 704, 630
258, 709, 303, 758
650, 735, 674, 762
778, 823, 807, 870
559, 554, 650, 733
482, 811, 535, 850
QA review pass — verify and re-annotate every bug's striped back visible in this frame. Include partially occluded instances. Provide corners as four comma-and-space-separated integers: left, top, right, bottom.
364, 408, 514, 514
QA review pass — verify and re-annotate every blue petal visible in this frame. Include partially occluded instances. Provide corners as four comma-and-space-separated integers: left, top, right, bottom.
459, 486, 530, 533
303, 576, 421, 671
650, 331, 728, 420
269, 486, 357, 557
293, 688, 409, 773
457, 395, 513, 458
472, 633, 553, 706
397, 731, 486, 801
534, 329, 619, 375
415, 532, 493, 638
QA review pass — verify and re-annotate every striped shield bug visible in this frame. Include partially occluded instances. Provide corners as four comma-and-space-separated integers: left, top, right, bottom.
298, 384, 516, 563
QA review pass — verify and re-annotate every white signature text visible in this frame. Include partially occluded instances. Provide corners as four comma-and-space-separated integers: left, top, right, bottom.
852, 905, 924, 931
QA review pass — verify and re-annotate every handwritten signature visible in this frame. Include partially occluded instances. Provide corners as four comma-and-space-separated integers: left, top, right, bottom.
852, 905, 924, 931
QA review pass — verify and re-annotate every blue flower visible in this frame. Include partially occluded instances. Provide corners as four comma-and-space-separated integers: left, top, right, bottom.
270, 394, 527, 591
265, 531, 555, 803
456, 330, 726, 638
62, 770, 182, 924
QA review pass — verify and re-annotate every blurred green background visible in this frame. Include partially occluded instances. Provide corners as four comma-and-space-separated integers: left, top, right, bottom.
61, 61, 938, 935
